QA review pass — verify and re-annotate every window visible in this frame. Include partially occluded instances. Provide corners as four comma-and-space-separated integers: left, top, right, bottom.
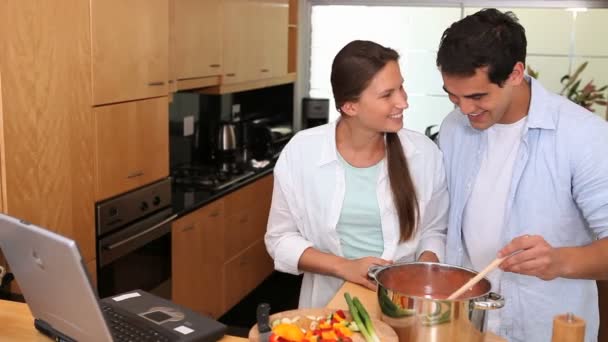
306, 4, 608, 132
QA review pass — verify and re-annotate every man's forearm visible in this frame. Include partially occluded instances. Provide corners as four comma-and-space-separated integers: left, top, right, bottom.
558, 237, 608, 280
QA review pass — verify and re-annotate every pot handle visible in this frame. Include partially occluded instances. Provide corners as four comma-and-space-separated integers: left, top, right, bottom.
367, 264, 385, 282
472, 292, 505, 310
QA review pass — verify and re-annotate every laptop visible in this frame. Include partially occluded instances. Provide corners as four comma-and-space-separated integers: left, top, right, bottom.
0, 213, 226, 342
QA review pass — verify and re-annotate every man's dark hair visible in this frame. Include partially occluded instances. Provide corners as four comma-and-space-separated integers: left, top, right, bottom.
436, 8, 527, 86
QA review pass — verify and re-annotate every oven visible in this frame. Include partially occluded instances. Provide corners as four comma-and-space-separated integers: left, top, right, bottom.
95, 178, 176, 300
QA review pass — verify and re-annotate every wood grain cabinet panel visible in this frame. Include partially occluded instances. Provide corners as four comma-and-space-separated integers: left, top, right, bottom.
173, 0, 223, 81
223, 238, 274, 311
91, 0, 169, 105
224, 175, 273, 260
0, 0, 96, 262
94, 97, 169, 201
172, 200, 225, 319
258, 0, 288, 79
172, 175, 274, 316
222, 0, 253, 85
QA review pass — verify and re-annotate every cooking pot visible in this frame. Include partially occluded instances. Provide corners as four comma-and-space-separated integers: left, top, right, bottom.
368, 262, 504, 342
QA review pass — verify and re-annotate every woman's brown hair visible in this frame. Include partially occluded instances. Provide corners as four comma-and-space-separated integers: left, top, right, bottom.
330, 40, 419, 242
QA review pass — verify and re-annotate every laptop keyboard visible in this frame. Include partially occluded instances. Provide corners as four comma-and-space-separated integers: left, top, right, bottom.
101, 304, 172, 342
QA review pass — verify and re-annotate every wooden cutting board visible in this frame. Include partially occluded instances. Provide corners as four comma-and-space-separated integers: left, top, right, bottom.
248, 307, 398, 341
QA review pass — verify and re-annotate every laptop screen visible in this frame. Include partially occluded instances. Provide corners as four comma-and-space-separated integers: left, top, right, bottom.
0, 214, 113, 342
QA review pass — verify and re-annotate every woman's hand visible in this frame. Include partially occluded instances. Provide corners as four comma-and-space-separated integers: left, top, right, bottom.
335, 256, 392, 290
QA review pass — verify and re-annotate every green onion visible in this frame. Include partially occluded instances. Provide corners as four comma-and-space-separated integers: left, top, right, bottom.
344, 292, 380, 342
344, 292, 373, 342
353, 296, 380, 342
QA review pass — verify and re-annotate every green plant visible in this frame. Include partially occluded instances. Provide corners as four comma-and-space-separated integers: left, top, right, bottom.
527, 62, 608, 118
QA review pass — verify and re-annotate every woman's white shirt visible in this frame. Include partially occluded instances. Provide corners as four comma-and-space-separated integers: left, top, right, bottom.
264, 121, 449, 308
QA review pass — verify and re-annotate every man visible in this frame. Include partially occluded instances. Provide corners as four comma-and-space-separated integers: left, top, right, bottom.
437, 8, 608, 342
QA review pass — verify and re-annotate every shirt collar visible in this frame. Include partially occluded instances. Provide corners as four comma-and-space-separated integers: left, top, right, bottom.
525, 75, 557, 130
316, 118, 419, 167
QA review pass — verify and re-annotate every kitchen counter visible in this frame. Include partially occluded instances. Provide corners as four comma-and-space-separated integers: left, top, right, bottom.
1, 282, 505, 341
171, 161, 275, 218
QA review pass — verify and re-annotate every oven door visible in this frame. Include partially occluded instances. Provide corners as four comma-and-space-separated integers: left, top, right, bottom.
97, 208, 177, 299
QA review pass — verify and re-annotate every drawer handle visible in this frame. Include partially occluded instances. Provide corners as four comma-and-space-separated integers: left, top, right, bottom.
261, 69, 269, 73
127, 170, 144, 179
209, 64, 221, 68
168, 80, 174, 84
181, 225, 194, 232
239, 216, 248, 224
226, 73, 236, 77
210, 211, 220, 217
148, 81, 165, 86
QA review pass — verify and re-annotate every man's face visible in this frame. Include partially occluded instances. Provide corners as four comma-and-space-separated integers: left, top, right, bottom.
442, 67, 516, 130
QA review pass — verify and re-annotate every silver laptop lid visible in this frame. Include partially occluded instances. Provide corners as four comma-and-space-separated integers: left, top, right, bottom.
0, 213, 113, 342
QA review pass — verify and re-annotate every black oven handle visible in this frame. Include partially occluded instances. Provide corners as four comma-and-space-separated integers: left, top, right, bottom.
105, 214, 178, 251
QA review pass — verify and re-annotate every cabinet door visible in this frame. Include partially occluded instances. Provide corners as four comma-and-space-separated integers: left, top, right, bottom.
94, 97, 169, 201
222, 0, 256, 84
91, 0, 169, 105
258, 0, 288, 79
174, 0, 222, 80
172, 200, 225, 318
223, 239, 274, 311
224, 175, 273, 261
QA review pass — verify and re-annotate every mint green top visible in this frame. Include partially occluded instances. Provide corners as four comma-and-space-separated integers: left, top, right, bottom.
336, 153, 384, 259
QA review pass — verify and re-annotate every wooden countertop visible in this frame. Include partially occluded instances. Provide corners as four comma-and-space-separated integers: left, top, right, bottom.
1, 282, 504, 341
327, 282, 505, 342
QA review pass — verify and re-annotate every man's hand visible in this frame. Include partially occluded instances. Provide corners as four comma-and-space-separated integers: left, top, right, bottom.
498, 234, 563, 280
335, 257, 392, 290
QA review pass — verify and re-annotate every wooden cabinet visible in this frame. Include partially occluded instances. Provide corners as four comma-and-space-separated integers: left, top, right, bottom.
91, 0, 169, 105
258, 0, 289, 79
0, 0, 96, 262
93, 97, 169, 201
173, 200, 225, 319
223, 175, 273, 260
224, 239, 273, 310
173, 0, 223, 87
172, 174, 274, 318
222, 0, 288, 85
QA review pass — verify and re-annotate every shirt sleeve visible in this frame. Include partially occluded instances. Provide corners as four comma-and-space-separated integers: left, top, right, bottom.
264, 150, 314, 275
416, 148, 449, 262
570, 116, 608, 239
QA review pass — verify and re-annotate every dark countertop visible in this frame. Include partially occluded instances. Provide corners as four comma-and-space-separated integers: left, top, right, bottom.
171, 161, 276, 218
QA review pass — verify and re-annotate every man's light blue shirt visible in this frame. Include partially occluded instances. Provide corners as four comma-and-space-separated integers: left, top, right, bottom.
439, 76, 608, 342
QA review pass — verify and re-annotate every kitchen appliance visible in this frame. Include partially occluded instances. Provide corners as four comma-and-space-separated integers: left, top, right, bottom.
216, 120, 243, 174
96, 178, 175, 299
368, 262, 505, 342
171, 164, 255, 192
250, 118, 294, 160
302, 97, 329, 129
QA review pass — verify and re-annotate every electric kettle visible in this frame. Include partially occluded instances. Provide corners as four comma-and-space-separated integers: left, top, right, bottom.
216, 121, 238, 151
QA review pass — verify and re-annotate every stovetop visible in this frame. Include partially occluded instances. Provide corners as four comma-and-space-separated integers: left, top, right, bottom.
171, 164, 256, 192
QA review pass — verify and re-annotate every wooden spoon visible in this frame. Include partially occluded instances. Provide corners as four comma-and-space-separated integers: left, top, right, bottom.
447, 256, 505, 300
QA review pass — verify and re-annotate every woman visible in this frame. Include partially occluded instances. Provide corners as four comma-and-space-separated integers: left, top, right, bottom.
265, 40, 448, 308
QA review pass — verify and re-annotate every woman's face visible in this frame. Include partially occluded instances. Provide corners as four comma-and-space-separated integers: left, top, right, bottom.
344, 60, 408, 133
